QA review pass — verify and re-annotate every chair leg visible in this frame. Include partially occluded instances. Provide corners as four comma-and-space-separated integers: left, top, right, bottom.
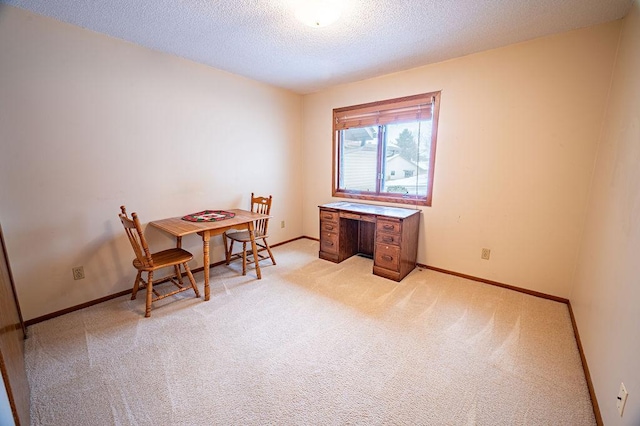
183, 262, 200, 298
262, 238, 276, 265
223, 233, 229, 264
242, 242, 247, 275
174, 264, 184, 286
225, 237, 234, 266
145, 271, 154, 318
131, 271, 142, 300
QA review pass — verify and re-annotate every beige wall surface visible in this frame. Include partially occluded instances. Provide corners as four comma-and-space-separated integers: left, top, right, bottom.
302, 21, 621, 299
0, 6, 303, 320
572, 1, 640, 424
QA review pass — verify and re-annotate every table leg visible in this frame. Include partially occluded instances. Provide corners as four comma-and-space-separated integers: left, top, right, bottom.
248, 222, 262, 279
175, 236, 184, 285
202, 231, 211, 301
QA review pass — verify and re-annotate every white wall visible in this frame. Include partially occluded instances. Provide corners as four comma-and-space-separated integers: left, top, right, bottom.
571, 1, 640, 424
302, 21, 621, 299
0, 6, 303, 320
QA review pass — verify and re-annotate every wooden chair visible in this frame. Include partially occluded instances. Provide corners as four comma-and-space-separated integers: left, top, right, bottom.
223, 194, 276, 275
119, 206, 200, 317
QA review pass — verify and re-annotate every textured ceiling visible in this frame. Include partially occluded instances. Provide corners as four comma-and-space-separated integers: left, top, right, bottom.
0, 0, 633, 94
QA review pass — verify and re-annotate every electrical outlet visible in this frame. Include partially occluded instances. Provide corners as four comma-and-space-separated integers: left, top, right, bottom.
281, 220, 285, 228
481, 248, 491, 260
72, 266, 85, 280
617, 382, 628, 417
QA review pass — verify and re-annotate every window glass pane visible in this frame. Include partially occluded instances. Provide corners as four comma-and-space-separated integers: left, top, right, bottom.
382, 120, 432, 197
339, 126, 379, 192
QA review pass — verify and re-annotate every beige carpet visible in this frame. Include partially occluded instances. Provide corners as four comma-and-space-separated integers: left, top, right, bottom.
25, 239, 595, 425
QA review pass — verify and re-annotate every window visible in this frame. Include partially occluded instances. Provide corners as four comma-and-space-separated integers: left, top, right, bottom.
332, 92, 441, 206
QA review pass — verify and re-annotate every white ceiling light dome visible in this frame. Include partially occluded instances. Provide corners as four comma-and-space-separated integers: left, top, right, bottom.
295, 0, 342, 28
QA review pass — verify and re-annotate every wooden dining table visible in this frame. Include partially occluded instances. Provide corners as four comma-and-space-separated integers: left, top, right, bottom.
149, 209, 269, 301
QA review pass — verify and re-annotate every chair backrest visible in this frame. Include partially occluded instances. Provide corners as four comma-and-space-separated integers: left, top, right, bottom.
119, 206, 154, 268
250, 193, 272, 237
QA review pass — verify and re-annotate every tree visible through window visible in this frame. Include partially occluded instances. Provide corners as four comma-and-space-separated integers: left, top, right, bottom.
332, 92, 441, 206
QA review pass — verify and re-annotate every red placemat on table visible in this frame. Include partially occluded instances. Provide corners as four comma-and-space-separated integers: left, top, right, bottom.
181, 210, 236, 222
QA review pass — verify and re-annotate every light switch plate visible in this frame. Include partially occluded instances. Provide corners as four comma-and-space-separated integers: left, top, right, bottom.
617, 382, 628, 417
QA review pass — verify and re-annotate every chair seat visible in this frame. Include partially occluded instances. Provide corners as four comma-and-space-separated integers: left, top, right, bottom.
133, 248, 194, 270
224, 230, 267, 243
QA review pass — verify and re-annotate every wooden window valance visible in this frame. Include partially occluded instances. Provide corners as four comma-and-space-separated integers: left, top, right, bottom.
334, 93, 436, 130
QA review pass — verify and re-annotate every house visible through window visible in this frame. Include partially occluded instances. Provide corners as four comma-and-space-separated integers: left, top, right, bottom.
332, 92, 441, 206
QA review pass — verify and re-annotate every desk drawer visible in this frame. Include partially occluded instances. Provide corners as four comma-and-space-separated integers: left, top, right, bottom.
340, 212, 376, 222
376, 232, 401, 246
320, 232, 339, 254
376, 219, 401, 234
374, 243, 400, 271
320, 210, 338, 222
321, 221, 338, 232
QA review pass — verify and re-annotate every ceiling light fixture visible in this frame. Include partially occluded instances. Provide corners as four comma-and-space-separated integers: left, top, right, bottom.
295, 0, 342, 28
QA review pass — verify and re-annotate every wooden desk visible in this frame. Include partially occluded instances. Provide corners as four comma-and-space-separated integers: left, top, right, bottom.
149, 209, 269, 301
319, 202, 421, 281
